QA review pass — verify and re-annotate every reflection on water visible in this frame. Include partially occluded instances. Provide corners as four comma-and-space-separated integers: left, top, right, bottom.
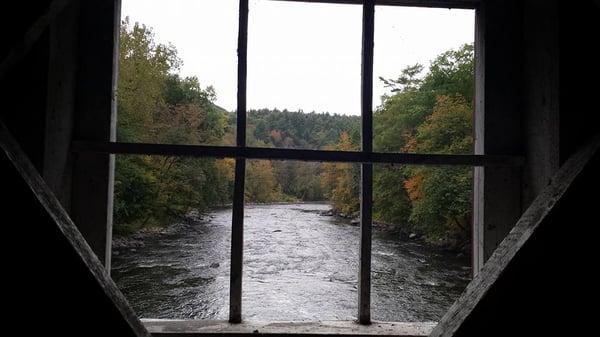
112, 203, 470, 321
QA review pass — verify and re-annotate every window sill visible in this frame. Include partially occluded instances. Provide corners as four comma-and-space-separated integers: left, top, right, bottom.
142, 319, 436, 336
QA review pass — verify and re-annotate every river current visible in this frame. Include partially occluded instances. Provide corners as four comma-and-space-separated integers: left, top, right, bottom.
112, 203, 470, 322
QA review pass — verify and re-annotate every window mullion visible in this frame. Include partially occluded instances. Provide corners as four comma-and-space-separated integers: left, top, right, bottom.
359, 0, 375, 325
229, 0, 249, 324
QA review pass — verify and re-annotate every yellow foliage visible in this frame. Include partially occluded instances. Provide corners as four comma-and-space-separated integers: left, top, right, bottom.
404, 172, 424, 202
245, 160, 281, 203
320, 132, 359, 214
216, 158, 236, 183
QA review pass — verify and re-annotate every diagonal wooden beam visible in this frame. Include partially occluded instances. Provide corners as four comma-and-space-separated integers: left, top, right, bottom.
0, 119, 150, 337
0, 0, 72, 80
430, 134, 600, 337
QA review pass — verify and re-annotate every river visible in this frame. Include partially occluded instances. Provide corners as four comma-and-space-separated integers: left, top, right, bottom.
112, 203, 470, 322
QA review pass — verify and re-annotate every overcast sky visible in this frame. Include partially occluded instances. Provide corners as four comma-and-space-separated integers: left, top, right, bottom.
121, 0, 474, 116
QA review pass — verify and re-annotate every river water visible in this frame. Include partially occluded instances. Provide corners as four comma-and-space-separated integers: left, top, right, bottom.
112, 203, 470, 322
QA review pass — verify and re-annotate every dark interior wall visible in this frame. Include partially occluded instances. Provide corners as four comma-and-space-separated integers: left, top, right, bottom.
521, 0, 560, 206
476, 0, 525, 265
454, 150, 599, 337
0, 1, 52, 171
2, 0, 119, 266
0, 1, 52, 59
560, 0, 600, 161
1, 148, 139, 336
452, 1, 600, 335
1, 3, 137, 334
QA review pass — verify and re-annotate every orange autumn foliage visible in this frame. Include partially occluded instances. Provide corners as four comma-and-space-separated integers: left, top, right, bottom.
404, 173, 424, 202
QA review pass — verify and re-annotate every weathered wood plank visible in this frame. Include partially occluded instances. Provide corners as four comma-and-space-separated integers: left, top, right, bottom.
237, 0, 248, 149
72, 141, 524, 167
70, 0, 120, 269
430, 135, 600, 337
471, 5, 485, 276
0, 0, 72, 79
471, 0, 524, 273
522, 0, 560, 207
143, 319, 435, 336
43, 0, 79, 211
358, 163, 373, 324
358, 0, 375, 325
229, 158, 246, 323
229, 0, 249, 323
272, 0, 479, 9
0, 120, 149, 336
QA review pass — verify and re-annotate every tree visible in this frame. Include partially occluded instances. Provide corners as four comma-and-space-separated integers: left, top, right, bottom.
415, 95, 473, 155
245, 160, 281, 203
373, 44, 474, 246
374, 44, 474, 153
405, 95, 473, 243
117, 17, 180, 143
320, 132, 360, 214
373, 165, 411, 227
114, 19, 232, 234
115, 18, 475, 249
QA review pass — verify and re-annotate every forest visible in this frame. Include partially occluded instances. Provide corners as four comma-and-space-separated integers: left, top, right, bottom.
115, 19, 473, 249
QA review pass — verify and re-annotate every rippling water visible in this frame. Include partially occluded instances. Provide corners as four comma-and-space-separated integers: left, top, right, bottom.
112, 203, 470, 322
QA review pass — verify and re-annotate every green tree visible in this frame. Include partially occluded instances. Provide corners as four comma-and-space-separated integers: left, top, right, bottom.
245, 161, 281, 203
114, 19, 232, 234
117, 17, 180, 143
320, 132, 360, 214
406, 95, 473, 243
373, 44, 474, 246
374, 43, 474, 153
373, 165, 411, 227
115, 18, 475, 250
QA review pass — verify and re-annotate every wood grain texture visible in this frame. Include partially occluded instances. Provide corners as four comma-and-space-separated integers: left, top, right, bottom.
143, 319, 435, 336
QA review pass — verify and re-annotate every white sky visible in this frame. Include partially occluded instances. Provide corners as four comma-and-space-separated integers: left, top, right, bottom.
121, 0, 474, 116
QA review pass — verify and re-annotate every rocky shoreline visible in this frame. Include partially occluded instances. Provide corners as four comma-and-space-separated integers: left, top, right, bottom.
319, 208, 469, 255
112, 210, 212, 253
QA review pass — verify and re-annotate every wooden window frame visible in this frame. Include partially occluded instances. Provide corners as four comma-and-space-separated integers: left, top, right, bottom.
73, 0, 523, 326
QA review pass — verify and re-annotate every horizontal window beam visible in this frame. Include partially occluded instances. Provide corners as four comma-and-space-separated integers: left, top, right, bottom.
72, 141, 524, 167
271, 0, 480, 9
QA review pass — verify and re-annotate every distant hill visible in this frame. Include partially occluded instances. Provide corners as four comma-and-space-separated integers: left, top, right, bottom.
227, 108, 360, 149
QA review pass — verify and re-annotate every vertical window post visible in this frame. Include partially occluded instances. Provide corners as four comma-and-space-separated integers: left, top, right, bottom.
472, 4, 485, 276
229, 0, 248, 324
359, 0, 375, 325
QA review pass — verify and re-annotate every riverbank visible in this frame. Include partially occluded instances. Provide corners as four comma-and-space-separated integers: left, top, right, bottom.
112, 209, 212, 252
319, 208, 469, 255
